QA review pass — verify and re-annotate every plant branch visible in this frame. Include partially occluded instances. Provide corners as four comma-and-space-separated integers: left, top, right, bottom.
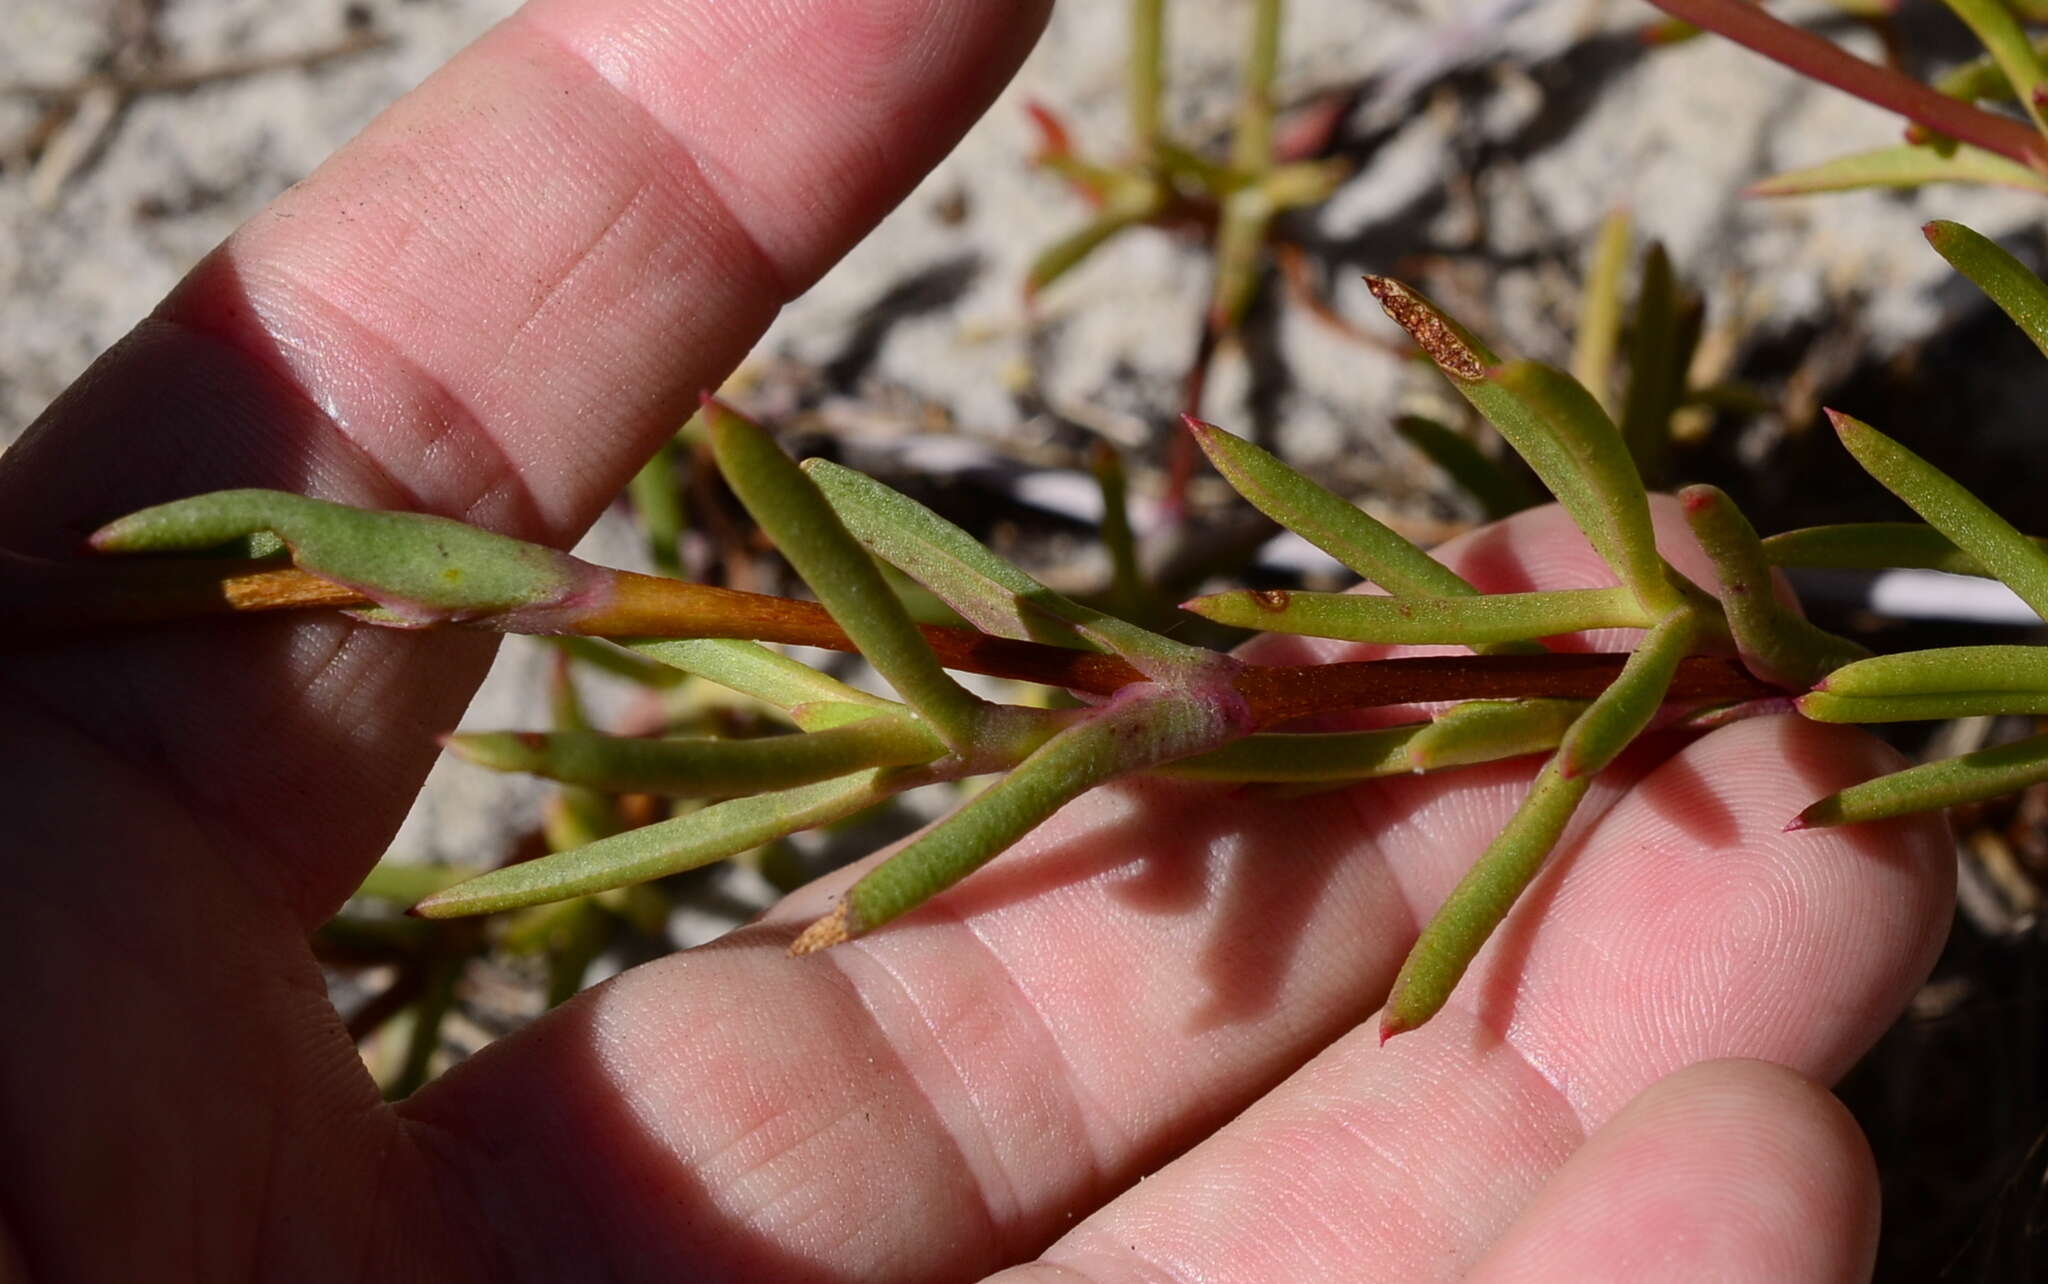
25, 556, 1780, 719
1640, 0, 2048, 168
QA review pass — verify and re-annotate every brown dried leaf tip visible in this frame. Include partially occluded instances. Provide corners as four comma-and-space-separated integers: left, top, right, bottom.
1364, 276, 1485, 381
790, 903, 853, 956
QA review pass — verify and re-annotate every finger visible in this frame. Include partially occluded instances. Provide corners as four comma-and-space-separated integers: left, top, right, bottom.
986, 1061, 1878, 1284
0, 4, 1048, 1275
401, 499, 1939, 1278
1464, 1059, 1878, 1284
938, 717, 1945, 1281
0, 0, 1050, 922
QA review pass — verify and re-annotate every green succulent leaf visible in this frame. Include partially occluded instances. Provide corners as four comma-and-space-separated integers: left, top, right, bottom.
1490, 361, 1684, 615
1761, 522, 2048, 574
629, 637, 898, 715
90, 488, 588, 626
1406, 699, 1591, 772
1183, 416, 1488, 600
1680, 484, 1869, 686
1026, 183, 1167, 298
1798, 690, 2048, 723
1164, 725, 1426, 781
1923, 220, 2048, 360
354, 859, 485, 904
1381, 760, 1591, 1040
447, 717, 945, 798
1166, 699, 1585, 782
1748, 144, 2048, 197
1571, 209, 1632, 416
627, 436, 688, 579
1210, 187, 1274, 334
1795, 730, 2048, 827
804, 457, 1226, 683
1810, 644, 2048, 697
800, 687, 1250, 949
1828, 409, 2048, 621
413, 770, 906, 918
1089, 443, 1150, 623
1556, 609, 1697, 778
1381, 609, 1695, 1038
705, 400, 987, 746
1180, 585, 1652, 645
1364, 279, 1682, 615
1617, 243, 1698, 489
550, 636, 690, 689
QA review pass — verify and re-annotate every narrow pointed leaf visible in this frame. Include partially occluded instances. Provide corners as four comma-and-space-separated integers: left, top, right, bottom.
629, 637, 897, 712
1090, 442, 1152, 624
1571, 209, 1632, 415
413, 771, 904, 917
1797, 690, 2048, 722
1795, 730, 2048, 827
1392, 415, 1541, 520
1382, 609, 1695, 1038
1749, 144, 2048, 197
1556, 609, 1696, 778
1365, 279, 1682, 614
1491, 362, 1684, 614
1026, 193, 1163, 298
793, 689, 1249, 951
1185, 417, 1486, 599
1811, 644, 2048, 697
705, 401, 985, 745
1381, 762, 1593, 1039
91, 488, 590, 626
1405, 699, 1590, 772
1923, 220, 2048, 360
1761, 521, 2048, 574
354, 859, 484, 904
1209, 187, 1274, 333
447, 718, 944, 798
551, 636, 689, 689
802, 459, 1099, 649
1163, 725, 1427, 781
542, 656, 621, 852
804, 457, 1226, 683
785, 700, 912, 732
1828, 409, 2048, 620
1681, 484, 1869, 686
1166, 699, 1587, 782
1181, 585, 1652, 644
1617, 243, 1694, 488
627, 437, 687, 579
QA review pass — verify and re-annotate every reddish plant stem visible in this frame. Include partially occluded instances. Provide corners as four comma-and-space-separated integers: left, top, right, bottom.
31, 559, 1782, 722
1641, 0, 2047, 168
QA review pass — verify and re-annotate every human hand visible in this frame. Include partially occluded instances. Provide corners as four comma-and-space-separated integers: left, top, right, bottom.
0, 2, 1951, 1280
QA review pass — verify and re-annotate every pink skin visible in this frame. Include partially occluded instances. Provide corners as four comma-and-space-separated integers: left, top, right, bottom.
0, 4, 1947, 1281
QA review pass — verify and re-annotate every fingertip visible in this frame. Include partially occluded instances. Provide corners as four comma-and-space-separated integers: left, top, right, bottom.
1467, 1059, 1878, 1284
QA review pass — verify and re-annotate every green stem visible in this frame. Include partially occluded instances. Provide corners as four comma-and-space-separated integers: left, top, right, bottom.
1130, 0, 1166, 148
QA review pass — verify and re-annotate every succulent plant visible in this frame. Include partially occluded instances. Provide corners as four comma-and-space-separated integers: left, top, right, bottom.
58, 220, 2048, 1043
